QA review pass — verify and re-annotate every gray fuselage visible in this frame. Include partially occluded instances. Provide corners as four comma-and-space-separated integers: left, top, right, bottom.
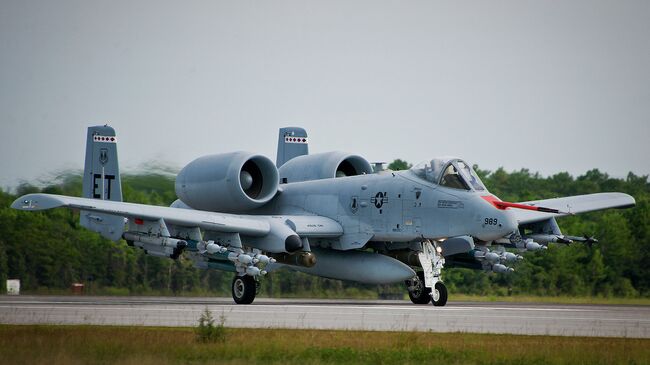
253, 170, 518, 246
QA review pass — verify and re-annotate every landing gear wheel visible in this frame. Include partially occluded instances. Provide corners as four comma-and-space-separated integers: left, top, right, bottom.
406, 271, 431, 304
232, 275, 256, 304
431, 281, 448, 307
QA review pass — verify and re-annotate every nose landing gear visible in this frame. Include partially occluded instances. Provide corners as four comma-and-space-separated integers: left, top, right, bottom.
406, 240, 448, 307
406, 272, 448, 306
431, 281, 448, 306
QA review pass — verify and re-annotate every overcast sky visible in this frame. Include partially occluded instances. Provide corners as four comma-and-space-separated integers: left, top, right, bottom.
1, 0, 648, 190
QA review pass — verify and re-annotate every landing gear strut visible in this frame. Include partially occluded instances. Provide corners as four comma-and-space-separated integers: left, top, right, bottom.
414, 240, 448, 307
232, 275, 256, 304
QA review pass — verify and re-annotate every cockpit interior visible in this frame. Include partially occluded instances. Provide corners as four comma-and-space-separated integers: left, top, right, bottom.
410, 158, 486, 191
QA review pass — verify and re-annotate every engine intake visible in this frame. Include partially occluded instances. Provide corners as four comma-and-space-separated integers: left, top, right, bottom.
279, 152, 373, 183
175, 152, 278, 212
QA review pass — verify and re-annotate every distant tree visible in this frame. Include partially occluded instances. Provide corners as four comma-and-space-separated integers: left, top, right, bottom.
387, 159, 412, 171
0, 239, 7, 293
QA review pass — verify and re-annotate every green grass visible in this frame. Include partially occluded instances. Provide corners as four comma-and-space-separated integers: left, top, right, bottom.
0, 325, 648, 365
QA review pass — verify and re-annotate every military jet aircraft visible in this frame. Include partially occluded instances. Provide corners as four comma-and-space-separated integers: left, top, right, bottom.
12, 126, 636, 306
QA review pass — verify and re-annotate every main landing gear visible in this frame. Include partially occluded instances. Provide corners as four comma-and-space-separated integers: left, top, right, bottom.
232, 275, 257, 304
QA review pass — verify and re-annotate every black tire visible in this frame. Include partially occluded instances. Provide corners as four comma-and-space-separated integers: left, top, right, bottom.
232, 275, 256, 304
431, 281, 448, 307
406, 271, 431, 304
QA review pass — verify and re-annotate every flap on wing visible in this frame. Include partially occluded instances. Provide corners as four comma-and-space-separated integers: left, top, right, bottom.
12, 193, 271, 236
512, 192, 635, 224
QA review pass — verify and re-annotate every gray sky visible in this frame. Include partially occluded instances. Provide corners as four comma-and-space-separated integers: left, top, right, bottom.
1, 0, 649, 190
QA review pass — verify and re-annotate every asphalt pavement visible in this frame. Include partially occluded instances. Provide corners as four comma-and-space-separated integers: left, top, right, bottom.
1, 295, 648, 338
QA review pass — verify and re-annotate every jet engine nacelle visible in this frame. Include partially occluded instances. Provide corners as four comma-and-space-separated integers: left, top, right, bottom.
175, 152, 279, 212
279, 151, 373, 183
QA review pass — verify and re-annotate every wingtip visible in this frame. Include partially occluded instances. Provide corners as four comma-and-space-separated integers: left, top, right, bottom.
10, 194, 65, 211
617, 193, 636, 209
11, 195, 37, 210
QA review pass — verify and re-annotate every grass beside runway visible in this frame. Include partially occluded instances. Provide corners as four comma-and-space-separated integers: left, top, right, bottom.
0, 325, 648, 365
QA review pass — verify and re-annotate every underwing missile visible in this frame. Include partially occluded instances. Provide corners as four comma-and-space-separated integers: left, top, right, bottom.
485, 251, 500, 264
502, 252, 522, 262
492, 264, 514, 273
526, 234, 572, 245
245, 266, 267, 276
122, 232, 187, 249
254, 254, 274, 264
228, 252, 254, 265
524, 240, 546, 251
206, 241, 228, 254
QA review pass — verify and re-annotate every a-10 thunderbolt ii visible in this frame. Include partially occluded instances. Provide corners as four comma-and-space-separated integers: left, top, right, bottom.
12, 126, 635, 306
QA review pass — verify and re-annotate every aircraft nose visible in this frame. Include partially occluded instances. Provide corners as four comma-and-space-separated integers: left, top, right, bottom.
501, 210, 519, 236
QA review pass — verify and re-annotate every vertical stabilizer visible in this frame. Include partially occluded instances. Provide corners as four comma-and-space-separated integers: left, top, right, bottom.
80, 125, 124, 241
276, 127, 308, 168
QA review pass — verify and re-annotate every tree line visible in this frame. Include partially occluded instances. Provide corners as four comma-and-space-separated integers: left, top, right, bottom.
0, 163, 648, 298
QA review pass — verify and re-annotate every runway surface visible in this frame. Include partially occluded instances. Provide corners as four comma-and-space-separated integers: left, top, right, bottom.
1, 295, 649, 338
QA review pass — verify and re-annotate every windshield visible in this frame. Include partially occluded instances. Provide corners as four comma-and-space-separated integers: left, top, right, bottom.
440, 164, 470, 190
410, 158, 486, 191
456, 161, 486, 191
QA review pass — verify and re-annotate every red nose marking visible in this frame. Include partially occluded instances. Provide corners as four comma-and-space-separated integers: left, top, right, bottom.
481, 195, 561, 214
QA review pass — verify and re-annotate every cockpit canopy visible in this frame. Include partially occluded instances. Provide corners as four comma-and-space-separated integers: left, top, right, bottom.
410, 157, 486, 191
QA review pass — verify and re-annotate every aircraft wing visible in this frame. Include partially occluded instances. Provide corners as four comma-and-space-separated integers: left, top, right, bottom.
511, 192, 635, 224
11, 193, 343, 239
